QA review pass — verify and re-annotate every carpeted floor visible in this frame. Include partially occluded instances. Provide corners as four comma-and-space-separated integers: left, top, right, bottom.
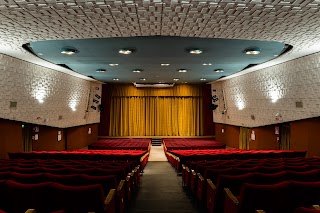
129, 162, 204, 213
148, 145, 168, 162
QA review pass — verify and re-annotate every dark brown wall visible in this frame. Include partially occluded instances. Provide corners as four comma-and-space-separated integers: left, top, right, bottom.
202, 84, 215, 136
98, 84, 111, 136
215, 123, 240, 148
291, 117, 320, 157
250, 125, 279, 150
32, 126, 65, 151
0, 119, 23, 159
67, 123, 99, 150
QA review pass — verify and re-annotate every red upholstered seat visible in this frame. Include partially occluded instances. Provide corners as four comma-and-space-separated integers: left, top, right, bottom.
287, 169, 320, 182
52, 182, 106, 213
10, 172, 45, 184
290, 181, 320, 209
237, 181, 291, 213
5, 180, 54, 213
294, 207, 320, 213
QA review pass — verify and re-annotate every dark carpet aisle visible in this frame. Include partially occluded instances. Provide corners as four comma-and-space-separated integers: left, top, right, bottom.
129, 162, 203, 213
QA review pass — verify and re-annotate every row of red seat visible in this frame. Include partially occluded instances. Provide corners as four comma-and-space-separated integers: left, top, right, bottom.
8, 150, 149, 170
181, 157, 320, 213
207, 170, 320, 213
0, 158, 141, 213
163, 138, 226, 151
168, 149, 307, 171
89, 139, 151, 151
224, 180, 320, 213
0, 179, 115, 213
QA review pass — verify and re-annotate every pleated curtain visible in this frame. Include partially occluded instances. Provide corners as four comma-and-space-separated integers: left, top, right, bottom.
109, 84, 203, 136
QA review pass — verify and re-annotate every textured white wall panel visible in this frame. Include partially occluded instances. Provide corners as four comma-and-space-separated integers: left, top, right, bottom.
0, 53, 102, 128
211, 52, 320, 127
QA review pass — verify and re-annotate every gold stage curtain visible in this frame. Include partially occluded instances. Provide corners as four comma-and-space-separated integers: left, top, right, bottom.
109, 84, 203, 136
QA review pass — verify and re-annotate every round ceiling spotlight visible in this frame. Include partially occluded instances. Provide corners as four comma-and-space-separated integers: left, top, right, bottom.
200, 78, 206, 81
119, 49, 133, 54
133, 69, 142, 73
113, 78, 119, 81
173, 78, 179, 81
214, 69, 224, 73
178, 69, 187, 73
140, 78, 146, 81
61, 47, 78, 55
109, 64, 119, 66
161, 64, 170, 66
96, 69, 106, 73
189, 49, 203, 54
203, 63, 212, 66
244, 47, 261, 55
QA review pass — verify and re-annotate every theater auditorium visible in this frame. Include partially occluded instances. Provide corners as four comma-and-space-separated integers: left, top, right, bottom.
0, 1, 320, 213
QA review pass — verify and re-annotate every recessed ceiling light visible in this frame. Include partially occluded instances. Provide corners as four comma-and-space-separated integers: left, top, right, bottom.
109, 64, 119, 66
178, 69, 187, 73
61, 47, 78, 55
119, 49, 132, 54
244, 47, 261, 55
113, 78, 119, 81
133, 69, 142, 73
214, 69, 224, 73
161, 64, 170, 66
38, 53, 43, 56
200, 78, 206, 81
274, 55, 278, 57
96, 69, 106, 73
189, 49, 203, 54
203, 63, 212, 66
173, 78, 179, 81
140, 78, 146, 81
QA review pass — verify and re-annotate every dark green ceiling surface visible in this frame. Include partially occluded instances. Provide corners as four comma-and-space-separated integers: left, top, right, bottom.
30, 36, 285, 83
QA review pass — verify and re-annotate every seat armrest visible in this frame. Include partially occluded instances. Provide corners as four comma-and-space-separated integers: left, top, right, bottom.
207, 179, 216, 191
104, 189, 116, 205
117, 180, 125, 192
198, 173, 204, 182
256, 210, 266, 213
313, 205, 320, 210
224, 188, 239, 206
25, 210, 36, 213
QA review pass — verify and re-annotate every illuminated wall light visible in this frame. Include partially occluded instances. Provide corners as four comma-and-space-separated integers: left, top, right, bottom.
200, 78, 206, 81
161, 64, 170, 66
109, 64, 119, 66
235, 94, 246, 110
214, 69, 224, 73
265, 80, 284, 103
173, 78, 179, 81
69, 100, 78, 111
178, 69, 187, 73
133, 69, 142, 73
140, 78, 146, 81
32, 83, 49, 104
113, 78, 119, 81
203, 63, 212, 66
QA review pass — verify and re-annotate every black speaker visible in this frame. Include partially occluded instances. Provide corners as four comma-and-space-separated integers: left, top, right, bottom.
210, 104, 218, 110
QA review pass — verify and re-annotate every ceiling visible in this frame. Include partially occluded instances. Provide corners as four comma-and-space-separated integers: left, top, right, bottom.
28, 36, 285, 83
0, 1, 320, 83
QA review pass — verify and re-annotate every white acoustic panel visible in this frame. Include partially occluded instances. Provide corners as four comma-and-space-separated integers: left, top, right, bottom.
211, 51, 320, 127
0, 53, 101, 128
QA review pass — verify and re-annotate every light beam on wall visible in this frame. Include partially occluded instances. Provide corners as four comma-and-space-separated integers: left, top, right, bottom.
32, 82, 49, 104
235, 94, 245, 110
265, 80, 284, 103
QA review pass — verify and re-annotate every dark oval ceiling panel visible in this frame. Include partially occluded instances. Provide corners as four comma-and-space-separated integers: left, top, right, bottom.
28, 36, 285, 83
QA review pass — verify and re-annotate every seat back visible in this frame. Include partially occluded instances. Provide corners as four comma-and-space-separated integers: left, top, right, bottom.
238, 181, 291, 213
